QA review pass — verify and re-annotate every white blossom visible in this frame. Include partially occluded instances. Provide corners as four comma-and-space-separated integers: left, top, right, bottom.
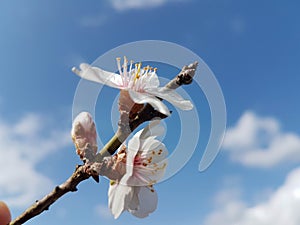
72, 57, 193, 116
108, 121, 167, 218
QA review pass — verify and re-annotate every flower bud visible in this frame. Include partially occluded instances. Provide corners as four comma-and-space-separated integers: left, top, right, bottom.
71, 112, 97, 160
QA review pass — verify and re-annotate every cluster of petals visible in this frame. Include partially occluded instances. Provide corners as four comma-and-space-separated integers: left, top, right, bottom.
108, 121, 168, 218
72, 57, 193, 116
71, 113, 168, 219
71, 57, 186, 219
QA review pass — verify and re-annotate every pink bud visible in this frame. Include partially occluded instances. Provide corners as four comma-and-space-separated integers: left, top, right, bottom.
71, 112, 97, 159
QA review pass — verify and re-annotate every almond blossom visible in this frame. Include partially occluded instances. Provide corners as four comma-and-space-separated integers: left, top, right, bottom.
72, 57, 193, 116
108, 121, 168, 219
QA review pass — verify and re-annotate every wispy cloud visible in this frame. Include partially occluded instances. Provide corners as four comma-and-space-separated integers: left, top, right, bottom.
79, 0, 191, 28
0, 113, 71, 207
94, 204, 113, 220
204, 167, 300, 225
108, 0, 187, 11
223, 111, 300, 168
109, 0, 167, 11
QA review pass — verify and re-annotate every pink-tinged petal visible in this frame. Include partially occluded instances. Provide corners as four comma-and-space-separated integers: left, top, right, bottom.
71, 112, 98, 157
135, 139, 168, 186
128, 187, 158, 218
134, 160, 167, 186
108, 183, 134, 219
126, 121, 164, 177
128, 90, 170, 116
121, 146, 168, 187
72, 63, 123, 89
147, 87, 193, 111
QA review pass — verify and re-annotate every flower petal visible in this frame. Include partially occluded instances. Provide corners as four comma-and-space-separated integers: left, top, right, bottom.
128, 90, 170, 116
147, 87, 193, 111
127, 186, 140, 211
139, 120, 165, 140
72, 63, 123, 89
108, 183, 134, 219
134, 161, 167, 186
141, 140, 168, 164
126, 131, 142, 176
126, 121, 164, 178
122, 141, 168, 187
128, 187, 158, 218
143, 72, 160, 89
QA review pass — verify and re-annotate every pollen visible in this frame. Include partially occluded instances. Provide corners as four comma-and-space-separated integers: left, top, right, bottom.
134, 62, 142, 80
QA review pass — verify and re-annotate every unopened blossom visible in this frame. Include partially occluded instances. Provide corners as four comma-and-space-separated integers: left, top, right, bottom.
108, 121, 168, 219
71, 112, 97, 160
72, 57, 193, 116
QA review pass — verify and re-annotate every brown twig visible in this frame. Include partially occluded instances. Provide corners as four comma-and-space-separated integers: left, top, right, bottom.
9, 61, 198, 225
9, 165, 90, 225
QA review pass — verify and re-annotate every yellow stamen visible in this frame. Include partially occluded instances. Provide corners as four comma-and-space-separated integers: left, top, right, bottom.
145, 65, 150, 74
134, 62, 142, 80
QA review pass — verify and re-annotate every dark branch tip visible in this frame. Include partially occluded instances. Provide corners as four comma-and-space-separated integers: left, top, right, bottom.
92, 175, 100, 183
176, 73, 193, 85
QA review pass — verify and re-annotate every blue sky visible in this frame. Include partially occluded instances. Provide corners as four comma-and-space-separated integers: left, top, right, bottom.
1, 0, 300, 224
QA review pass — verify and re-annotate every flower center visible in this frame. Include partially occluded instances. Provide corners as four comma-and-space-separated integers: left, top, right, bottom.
115, 56, 158, 92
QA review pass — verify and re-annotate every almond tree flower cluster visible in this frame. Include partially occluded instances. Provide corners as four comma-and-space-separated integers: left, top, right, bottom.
108, 121, 168, 219
72, 57, 193, 116
70, 57, 194, 220
71, 113, 168, 219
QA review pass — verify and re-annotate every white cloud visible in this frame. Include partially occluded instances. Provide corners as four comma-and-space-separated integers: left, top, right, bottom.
109, 0, 185, 11
94, 204, 113, 219
223, 111, 300, 168
0, 113, 71, 207
204, 167, 300, 225
79, 0, 191, 28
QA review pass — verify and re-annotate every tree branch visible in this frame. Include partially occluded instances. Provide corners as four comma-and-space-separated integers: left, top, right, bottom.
8, 61, 198, 225
9, 165, 90, 225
